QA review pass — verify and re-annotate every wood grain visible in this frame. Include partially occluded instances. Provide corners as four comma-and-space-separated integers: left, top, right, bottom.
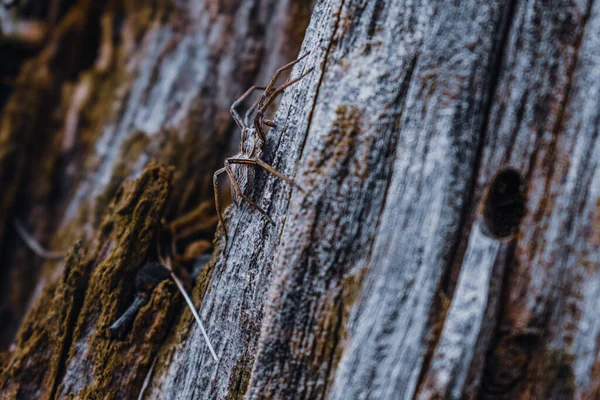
1, 0, 598, 398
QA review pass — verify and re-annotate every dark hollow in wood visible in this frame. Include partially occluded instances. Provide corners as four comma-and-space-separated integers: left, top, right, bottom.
108, 262, 171, 339
482, 169, 525, 238
134, 262, 172, 293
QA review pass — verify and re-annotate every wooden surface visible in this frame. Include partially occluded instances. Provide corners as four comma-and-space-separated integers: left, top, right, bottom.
0, 0, 313, 398
0, 0, 599, 399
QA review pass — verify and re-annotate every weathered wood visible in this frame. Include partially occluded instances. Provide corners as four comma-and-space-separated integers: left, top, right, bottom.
0, 0, 313, 398
143, 11, 324, 400
0, 164, 174, 399
475, 1, 600, 398
418, 169, 525, 400
242, 0, 512, 398
1, 0, 600, 398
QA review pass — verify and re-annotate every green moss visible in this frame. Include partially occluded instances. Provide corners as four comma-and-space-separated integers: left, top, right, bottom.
0, 163, 176, 399
55, 163, 174, 399
94, 131, 151, 218
0, 242, 87, 399
0, 1, 204, 397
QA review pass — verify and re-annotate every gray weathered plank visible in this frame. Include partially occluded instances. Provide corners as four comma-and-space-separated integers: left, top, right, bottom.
239, 0, 512, 399
474, 0, 599, 397
144, 1, 332, 398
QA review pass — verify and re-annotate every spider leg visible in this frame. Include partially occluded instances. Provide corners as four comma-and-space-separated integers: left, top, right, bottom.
227, 157, 304, 192
231, 85, 266, 129
260, 67, 314, 114
244, 95, 263, 127
264, 51, 311, 94
253, 53, 312, 136
254, 116, 267, 143
224, 160, 274, 224
253, 67, 314, 139
213, 167, 228, 244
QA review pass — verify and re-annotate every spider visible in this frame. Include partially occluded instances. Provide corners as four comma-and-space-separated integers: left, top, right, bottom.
213, 53, 313, 244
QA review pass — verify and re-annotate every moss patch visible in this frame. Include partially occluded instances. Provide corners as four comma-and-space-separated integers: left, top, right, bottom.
0, 163, 174, 399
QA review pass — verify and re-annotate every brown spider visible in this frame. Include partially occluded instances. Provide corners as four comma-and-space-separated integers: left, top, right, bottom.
213, 53, 313, 243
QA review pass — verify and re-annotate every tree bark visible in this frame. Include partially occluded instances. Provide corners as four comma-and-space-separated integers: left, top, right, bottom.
1, 0, 599, 399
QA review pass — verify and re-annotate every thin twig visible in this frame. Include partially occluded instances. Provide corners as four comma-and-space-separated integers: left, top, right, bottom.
137, 354, 157, 400
13, 219, 66, 261
159, 254, 218, 362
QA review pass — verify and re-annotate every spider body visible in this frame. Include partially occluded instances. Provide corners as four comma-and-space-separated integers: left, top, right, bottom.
214, 53, 313, 242
229, 127, 262, 207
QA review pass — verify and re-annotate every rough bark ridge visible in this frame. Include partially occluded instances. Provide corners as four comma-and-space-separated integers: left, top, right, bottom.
1, 0, 599, 399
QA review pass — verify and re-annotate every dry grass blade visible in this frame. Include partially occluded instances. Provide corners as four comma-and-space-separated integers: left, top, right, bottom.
160, 255, 218, 362
136, 355, 157, 400
13, 218, 66, 261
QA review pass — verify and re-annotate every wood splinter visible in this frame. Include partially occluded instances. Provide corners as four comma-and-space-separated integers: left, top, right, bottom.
109, 258, 218, 361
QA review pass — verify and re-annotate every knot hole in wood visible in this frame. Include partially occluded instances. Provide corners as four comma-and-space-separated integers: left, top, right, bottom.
481, 169, 526, 238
